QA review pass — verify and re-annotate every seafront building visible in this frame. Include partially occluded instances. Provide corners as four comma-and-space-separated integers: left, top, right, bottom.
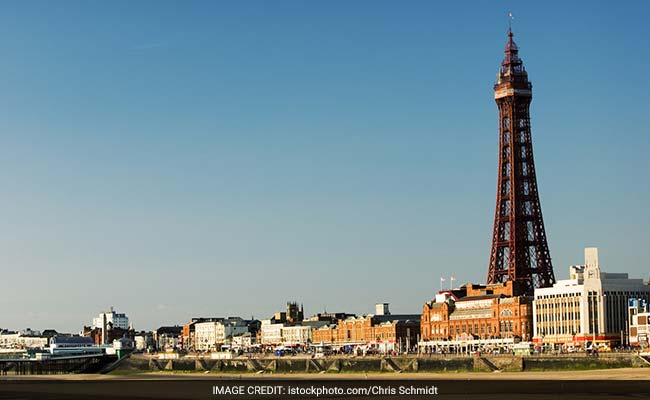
182, 318, 222, 350
312, 304, 420, 352
134, 331, 154, 352
194, 318, 249, 351
260, 319, 284, 345
533, 248, 650, 347
628, 298, 650, 348
182, 317, 260, 351
153, 326, 183, 351
0, 329, 49, 349
420, 281, 533, 344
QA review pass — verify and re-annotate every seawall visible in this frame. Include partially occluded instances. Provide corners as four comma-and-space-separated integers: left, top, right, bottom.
113, 353, 648, 374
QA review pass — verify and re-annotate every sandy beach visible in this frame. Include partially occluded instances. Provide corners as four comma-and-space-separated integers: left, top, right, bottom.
1, 367, 649, 381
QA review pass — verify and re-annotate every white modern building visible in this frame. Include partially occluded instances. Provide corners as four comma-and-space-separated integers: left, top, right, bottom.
533, 248, 650, 346
194, 320, 248, 351
260, 320, 283, 345
92, 307, 129, 330
281, 325, 312, 345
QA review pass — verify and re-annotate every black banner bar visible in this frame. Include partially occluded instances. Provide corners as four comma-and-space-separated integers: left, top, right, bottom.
1, 379, 649, 400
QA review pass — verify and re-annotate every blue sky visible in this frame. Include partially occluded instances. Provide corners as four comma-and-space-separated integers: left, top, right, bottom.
0, 1, 648, 332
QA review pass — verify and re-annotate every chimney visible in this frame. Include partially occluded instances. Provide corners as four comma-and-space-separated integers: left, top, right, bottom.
102, 313, 107, 345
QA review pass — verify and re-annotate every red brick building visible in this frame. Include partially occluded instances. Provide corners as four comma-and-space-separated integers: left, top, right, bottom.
313, 314, 420, 351
421, 281, 533, 342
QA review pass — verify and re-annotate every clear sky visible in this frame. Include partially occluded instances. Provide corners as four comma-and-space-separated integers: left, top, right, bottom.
0, 1, 648, 332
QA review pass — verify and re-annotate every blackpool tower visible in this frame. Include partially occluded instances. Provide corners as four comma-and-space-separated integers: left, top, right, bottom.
486, 29, 555, 295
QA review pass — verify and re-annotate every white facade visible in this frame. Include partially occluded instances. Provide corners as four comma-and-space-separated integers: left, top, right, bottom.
113, 337, 134, 350
92, 307, 129, 330
281, 325, 312, 344
194, 321, 248, 351
134, 335, 146, 351
533, 248, 650, 345
232, 332, 254, 347
0, 332, 48, 349
260, 320, 283, 345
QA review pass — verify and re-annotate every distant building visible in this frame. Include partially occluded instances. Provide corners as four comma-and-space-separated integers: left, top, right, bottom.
181, 318, 223, 351
260, 320, 283, 345
182, 318, 260, 351
286, 302, 304, 324
83, 325, 135, 346
92, 307, 129, 330
533, 248, 650, 346
304, 312, 356, 323
281, 325, 311, 345
285, 321, 330, 345
312, 304, 419, 352
258, 302, 306, 345
194, 318, 249, 351
268, 302, 305, 325
153, 326, 183, 351
629, 298, 649, 348
49, 335, 94, 349
0, 329, 49, 349
134, 331, 154, 352
19, 328, 41, 336
232, 332, 254, 347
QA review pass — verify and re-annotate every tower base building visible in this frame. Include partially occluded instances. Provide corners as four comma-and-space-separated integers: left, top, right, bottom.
420, 281, 533, 352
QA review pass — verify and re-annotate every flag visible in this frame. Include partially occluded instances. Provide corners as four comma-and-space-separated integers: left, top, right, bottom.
440, 277, 446, 282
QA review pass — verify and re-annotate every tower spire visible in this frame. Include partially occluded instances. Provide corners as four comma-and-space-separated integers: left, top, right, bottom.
499, 27, 525, 82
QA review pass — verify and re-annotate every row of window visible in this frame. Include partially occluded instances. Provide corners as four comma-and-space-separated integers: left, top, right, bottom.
537, 301, 581, 308
429, 320, 528, 336
536, 311, 581, 322
537, 323, 582, 336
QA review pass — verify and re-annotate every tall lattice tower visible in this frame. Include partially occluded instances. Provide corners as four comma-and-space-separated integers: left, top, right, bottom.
487, 29, 555, 295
